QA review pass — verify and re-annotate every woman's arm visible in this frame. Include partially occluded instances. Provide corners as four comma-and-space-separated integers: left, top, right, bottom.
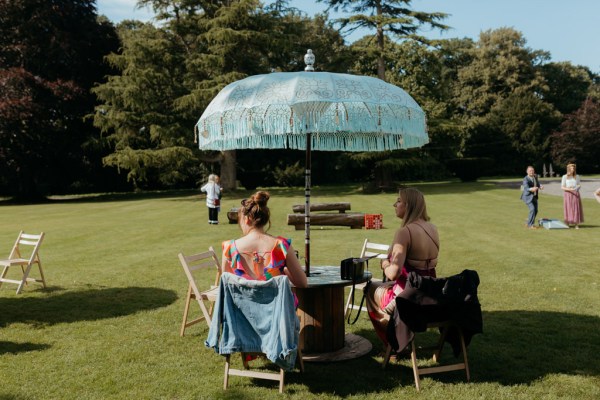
221, 242, 233, 274
380, 228, 410, 281
561, 175, 570, 191
284, 244, 308, 288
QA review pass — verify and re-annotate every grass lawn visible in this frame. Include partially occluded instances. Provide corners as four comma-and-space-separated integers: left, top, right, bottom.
1, 181, 599, 399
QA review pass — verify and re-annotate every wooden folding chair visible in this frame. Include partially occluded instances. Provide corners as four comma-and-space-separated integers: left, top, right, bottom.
0, 231, 46, 294
344, 239, 389, 317
224, 348, 304, 393
216, 275, 304, 393
382, 321, 470, 391
178, 247, 221, 336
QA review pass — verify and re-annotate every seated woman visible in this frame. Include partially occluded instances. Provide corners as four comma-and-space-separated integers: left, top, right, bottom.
366, 187, 440, 344
222, 191, 307, 289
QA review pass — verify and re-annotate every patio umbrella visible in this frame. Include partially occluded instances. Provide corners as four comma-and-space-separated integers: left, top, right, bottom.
195, 51, 429, 275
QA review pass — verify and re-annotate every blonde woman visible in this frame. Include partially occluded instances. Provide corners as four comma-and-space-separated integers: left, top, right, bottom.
366, 187, 440, 344
561, 164, 584, 229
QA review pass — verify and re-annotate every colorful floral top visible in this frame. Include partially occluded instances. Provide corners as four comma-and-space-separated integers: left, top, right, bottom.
222, 236, 292, 281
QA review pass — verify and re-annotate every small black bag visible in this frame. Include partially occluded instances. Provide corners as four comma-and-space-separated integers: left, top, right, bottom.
341, 256, 375, 324
340, 257, 366, 280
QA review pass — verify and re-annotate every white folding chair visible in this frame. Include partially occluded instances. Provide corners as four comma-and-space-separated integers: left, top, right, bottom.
178, 247, 221, 336
344, 239, 389, 317
0, 231, 46, 294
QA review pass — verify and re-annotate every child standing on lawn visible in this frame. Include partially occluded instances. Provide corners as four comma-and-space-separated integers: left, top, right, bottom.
201, 174, 221, 225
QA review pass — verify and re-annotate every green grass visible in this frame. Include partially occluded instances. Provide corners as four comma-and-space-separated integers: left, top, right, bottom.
1, 182, 599, 399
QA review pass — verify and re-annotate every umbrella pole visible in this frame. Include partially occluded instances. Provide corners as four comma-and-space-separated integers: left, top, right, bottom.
305, 133, 311, 276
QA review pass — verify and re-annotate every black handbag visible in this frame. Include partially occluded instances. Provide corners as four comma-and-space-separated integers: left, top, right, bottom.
341, 256, 374, 324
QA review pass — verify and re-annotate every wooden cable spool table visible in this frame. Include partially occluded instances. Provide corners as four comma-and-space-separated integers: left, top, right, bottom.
292, 266, 373, 362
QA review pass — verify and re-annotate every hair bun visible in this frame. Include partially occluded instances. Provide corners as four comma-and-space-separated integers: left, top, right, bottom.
253, 191, 270, 206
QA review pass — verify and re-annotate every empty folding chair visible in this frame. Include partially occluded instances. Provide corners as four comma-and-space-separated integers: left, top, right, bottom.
178, 247, 221, 336
0, 231, 46, 294
344, 239, 389, 317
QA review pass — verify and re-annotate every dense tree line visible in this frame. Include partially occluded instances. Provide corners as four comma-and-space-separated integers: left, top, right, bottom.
1, 0, 597, 200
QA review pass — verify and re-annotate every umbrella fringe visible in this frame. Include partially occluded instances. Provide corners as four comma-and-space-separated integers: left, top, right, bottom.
195, 71, 429, 152
197, 107, 427, 151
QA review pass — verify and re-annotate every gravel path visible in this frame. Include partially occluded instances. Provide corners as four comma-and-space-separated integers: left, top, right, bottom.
537, 178, 600, 199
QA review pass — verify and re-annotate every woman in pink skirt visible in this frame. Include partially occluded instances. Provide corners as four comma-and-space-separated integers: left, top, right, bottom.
561, 163, 584, 229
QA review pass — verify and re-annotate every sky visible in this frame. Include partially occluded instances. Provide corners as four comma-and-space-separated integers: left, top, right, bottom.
96, 0, 599, 72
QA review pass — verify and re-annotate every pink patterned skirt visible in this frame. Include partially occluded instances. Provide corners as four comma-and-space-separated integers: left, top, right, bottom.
563, 190, 584, 224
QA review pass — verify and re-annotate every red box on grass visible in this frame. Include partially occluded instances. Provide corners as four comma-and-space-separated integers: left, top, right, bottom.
364, 214, 383, 229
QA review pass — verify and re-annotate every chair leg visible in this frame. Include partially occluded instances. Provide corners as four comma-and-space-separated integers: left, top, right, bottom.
224, 355, 231, 390
297, 348, 304, 373
459, 329, 470, 382
0, 265, 8, 289
411, 340, 421, 392
433, 325, 449, 363
278, 369, 285, 393
36, 260, 47, 289
344, 286, 355, 317
382, 344, 392, 369
16, 263, 34, 294
180, 285, 193, 336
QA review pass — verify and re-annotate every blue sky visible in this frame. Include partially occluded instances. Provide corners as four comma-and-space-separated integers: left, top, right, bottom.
97, 0, 599, 72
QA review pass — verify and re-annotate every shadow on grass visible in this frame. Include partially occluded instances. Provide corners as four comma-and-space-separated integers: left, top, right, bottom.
0, 341, 51, 355
0, 181, 507, 206
284, 310, 600, 395
472, 310, 600, 385
0, 287, 177, 328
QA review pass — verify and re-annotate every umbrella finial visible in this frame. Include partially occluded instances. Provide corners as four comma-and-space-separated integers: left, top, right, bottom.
304, 49, 315, 72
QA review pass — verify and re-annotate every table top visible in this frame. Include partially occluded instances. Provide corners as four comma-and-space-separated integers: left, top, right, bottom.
299, 266, 372, 288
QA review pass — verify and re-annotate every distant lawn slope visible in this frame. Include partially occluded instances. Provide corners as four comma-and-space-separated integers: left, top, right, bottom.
1, 181, 599, 399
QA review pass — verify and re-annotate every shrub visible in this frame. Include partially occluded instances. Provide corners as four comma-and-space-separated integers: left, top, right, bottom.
446, 157, 494, 182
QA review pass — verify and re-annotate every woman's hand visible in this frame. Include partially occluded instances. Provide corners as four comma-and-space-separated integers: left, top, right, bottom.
380, 259, 390, 271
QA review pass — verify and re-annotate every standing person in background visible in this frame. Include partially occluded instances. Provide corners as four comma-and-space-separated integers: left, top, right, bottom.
561, 163, 584, 229
521, 166, 543, 229
201, 174, 221, 225
215, 175, 223, 214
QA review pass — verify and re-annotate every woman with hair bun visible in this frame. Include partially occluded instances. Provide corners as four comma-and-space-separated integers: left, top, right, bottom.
221, 191, 307, 288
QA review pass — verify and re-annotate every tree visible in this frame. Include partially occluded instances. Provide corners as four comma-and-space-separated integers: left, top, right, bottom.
468, 93, 560, 172
0, 0, 120, 200
319, 0, 448, 79
550, 97, 600, 172
540, 62, 592, 115
452, 28, 559, 172
96, 0, 350, 190
93, 21, 199, 190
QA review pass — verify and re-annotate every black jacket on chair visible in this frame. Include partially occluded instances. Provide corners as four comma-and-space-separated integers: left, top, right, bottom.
386, 269, 483, 356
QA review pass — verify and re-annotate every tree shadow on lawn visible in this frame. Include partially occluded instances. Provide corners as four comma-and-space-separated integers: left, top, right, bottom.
288, 310, 600, 395
0, 181, 505, 206
0, 286, 177, 328
472, 310, 600, 385
0, 341, 51, 355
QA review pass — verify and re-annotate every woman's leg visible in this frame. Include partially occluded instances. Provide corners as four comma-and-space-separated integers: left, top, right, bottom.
365, 281, 395, 344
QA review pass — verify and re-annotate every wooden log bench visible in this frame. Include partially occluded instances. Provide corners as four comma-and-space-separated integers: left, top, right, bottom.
287, 202, 365, 230
227, 208, 239, 224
